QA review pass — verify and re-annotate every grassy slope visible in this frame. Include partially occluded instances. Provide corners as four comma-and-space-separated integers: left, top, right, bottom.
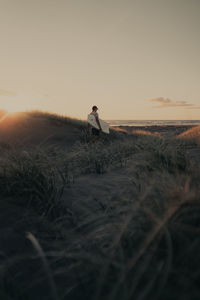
178, 125, 200, 139
0, 111, 200, 300
0, 111, 87, 148
0, 111, 128, 149
177, 126, 200, 163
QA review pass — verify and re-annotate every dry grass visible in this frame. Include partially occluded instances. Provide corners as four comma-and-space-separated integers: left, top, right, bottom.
27, 110, 87, 128
0, 112, 199, 300
177, 125, 200, 146
131, 129, 160, 136
110, 127, 128, 133
177, 125, 200, 138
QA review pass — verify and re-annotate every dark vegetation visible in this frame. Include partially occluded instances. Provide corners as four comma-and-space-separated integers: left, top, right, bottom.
0, 111, 200, 300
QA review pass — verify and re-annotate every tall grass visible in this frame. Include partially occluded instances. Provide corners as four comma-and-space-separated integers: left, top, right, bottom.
27, 110, 87, 129
177, 125, 200, 146
0, 148, 67, 219
52, 141, 199, 300
0, 125, 199, 300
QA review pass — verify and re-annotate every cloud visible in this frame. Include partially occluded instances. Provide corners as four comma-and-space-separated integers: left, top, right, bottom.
150, 97, 200, 109
0, 89, 16, 96
186, 106, 200, 109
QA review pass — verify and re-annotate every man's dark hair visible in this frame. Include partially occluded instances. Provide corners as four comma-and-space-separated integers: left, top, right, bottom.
92, 105, 98, 110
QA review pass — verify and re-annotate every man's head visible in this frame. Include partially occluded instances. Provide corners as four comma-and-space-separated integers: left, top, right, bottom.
92, 105, 98, 112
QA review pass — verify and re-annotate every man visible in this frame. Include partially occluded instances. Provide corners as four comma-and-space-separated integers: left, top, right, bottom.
88, 105, 102, 143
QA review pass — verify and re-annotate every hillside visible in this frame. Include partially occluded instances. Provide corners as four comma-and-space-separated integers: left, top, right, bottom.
177, 125, 200, 141
177, 126, 200, 163
0, 111, 200, 300
0, 111, 88, 148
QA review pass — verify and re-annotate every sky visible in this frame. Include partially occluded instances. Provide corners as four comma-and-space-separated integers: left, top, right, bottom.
0, 0, 200, 120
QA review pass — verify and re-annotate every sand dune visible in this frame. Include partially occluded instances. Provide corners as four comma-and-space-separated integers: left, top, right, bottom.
0, 111, 87, 148
177, 125, 200, 140
0, 111, 200, 300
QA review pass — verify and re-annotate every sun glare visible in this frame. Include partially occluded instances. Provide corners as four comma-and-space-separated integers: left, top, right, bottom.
6, 107, 21, 113
1, 92, 39, 114
1, 97, 26, 113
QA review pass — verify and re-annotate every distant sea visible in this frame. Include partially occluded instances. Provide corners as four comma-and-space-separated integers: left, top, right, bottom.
107, 120, 200, 127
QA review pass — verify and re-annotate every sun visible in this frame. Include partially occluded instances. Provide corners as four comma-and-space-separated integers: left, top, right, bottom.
0, 91, 39, 114
5, 107, 21, 113
1, 105, 24, 114
1, 97, 24, 113
1, 95, 33, 114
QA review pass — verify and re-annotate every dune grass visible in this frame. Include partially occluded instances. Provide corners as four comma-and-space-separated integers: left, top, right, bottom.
177, 125, 200, 147
177, 125, 200, 139
0, 148, 68, 220
27, 110, 87, 128
0, 116, 199, 300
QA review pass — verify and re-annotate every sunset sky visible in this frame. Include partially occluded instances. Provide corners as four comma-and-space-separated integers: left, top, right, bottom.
0, 0, 200, 120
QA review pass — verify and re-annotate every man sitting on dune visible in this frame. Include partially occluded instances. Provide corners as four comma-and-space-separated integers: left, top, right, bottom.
88, 105, 102, 143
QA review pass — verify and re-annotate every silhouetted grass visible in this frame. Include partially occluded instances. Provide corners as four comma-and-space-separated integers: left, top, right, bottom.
0, 149, 67, 219
0, 114, 199, 300
27, 110, 87, 129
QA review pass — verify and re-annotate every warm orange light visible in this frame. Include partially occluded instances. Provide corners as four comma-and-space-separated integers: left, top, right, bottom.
4, 107, 21, 113
2, 101, 27, 113
1, 92, 38, 113
1, 100, 24, 113
0, 112, 9, 123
